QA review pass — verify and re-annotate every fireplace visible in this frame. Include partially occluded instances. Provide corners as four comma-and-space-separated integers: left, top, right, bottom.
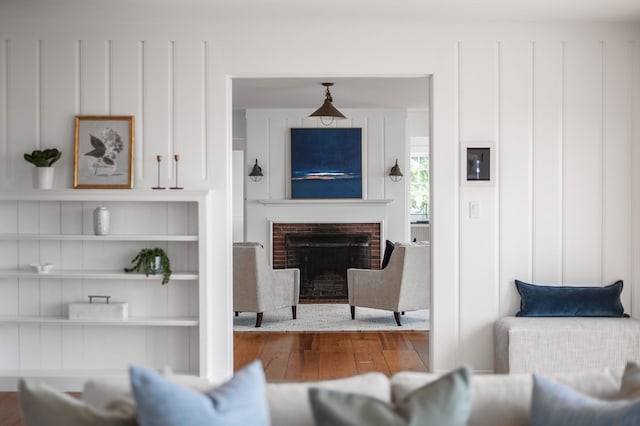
272, 223, 381, 302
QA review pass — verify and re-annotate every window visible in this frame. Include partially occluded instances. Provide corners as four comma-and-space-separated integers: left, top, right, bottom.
409, 138, 429, 223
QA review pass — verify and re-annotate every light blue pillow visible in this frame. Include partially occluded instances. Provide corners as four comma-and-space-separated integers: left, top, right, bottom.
309, 367, 471, 426
130, 360, 269, 426
531, 374, 640, 426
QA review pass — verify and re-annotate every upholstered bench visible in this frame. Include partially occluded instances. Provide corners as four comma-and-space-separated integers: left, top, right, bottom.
495, 316, 640, 374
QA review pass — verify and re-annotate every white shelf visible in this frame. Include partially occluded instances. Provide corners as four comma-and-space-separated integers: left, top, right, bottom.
0, 233, 198, 241
0, 189, 211, 202
0, 270, 198, 280
0, 315, 199, 326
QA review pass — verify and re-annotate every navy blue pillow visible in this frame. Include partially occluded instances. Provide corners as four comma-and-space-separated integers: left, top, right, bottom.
515, 280, 625, 317
381, 240, 395, 269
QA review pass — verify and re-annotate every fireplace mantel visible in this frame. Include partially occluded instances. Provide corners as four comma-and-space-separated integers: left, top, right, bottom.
258, 199, 394, 206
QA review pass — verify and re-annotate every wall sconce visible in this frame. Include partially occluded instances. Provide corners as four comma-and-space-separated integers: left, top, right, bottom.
248, 159, 264, 182
389, 159, 403, 182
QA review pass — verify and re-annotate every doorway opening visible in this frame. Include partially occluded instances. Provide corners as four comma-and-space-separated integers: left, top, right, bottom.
230, 76, 431, 344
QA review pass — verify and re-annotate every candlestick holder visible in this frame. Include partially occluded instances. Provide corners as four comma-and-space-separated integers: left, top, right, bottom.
170, 154, 184, 190
152, 155, 166, 189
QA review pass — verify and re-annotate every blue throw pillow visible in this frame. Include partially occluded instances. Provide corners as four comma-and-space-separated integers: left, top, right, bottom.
381, 240, 395, 269
515, 280, 625, 317
130, 360, 269, 426
531, 374, 640, 426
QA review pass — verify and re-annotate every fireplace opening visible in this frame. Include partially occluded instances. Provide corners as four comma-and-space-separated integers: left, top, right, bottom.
286, 233, 371, 301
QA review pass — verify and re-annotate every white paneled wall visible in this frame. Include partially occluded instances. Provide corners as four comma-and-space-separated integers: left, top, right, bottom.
0, 39, 211, 192
456, 39, 638, 370
0, 14, 638, 375
244, 109, 410, 246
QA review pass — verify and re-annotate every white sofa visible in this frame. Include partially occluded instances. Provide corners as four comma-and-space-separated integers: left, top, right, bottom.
76, 367, 629, 426
495, 316, 640, 374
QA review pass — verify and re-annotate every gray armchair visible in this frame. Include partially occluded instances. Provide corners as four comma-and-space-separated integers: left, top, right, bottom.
233, 242, 300, 327
347, 243, 430, 326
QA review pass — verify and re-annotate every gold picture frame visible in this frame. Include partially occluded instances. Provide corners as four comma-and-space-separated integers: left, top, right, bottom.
73, 115, 134, 189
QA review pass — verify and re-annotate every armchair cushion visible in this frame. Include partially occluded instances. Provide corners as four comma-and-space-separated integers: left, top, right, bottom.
381, 240, 395, 269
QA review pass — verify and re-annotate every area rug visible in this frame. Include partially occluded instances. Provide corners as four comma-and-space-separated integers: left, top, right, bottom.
233, 303, 430, 332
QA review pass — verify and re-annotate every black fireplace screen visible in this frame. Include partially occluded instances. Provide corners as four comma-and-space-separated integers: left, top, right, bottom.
285, 233, 371, 301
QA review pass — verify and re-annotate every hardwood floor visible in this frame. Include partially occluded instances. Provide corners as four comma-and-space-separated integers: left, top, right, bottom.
0, 331, 428, 425
235, 331, 429, 381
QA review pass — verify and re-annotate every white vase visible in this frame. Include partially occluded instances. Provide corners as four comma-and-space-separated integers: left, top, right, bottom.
93, 207, 110, 235
33, 167, 54, 189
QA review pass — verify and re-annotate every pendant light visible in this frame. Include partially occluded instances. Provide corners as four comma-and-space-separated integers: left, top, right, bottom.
308, 82, 347, 126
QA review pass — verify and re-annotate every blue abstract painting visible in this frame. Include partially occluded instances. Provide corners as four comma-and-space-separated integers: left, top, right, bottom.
291, 128, 362, 199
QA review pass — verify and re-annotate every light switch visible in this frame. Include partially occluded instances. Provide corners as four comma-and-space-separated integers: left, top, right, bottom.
469, 201, 481, 219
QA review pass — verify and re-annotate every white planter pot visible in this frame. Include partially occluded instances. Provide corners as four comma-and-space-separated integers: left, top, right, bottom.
33, 167, 54, 189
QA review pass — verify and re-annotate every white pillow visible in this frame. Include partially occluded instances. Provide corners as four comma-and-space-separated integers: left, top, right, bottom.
19, 379, 136, 426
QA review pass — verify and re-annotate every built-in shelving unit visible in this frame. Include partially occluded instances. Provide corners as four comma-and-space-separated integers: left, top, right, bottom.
0, 190, 214, 390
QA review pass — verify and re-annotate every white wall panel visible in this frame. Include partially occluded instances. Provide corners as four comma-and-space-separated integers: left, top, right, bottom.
632, 41, 640, 318
268, 117, 287, 200
384, 112, 409, 240
563, 42, 603, 285
174, 41, 207, 189
245, 110, 270, 202
458, 42, 499, 371
532, 42, 564, 284
111, 40, 142, 183
0, 40, 7, 182
603, 41, 632, 310
41, 41, 76, 189
367, 115, 385, 200
80, 40, 108, 114
499, 42, 533, 316
7, 40, 37, 189
143, 41, 171, 190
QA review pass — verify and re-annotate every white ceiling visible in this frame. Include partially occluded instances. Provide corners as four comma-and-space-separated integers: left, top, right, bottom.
232, 77, 431, 111
1, 0, 639, 23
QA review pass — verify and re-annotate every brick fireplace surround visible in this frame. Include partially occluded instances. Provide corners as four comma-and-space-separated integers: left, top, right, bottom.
271, 222, 382, 270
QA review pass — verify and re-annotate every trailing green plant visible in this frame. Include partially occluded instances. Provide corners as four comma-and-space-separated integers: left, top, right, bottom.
123, 247, 172, 285
24, 148, 62, 167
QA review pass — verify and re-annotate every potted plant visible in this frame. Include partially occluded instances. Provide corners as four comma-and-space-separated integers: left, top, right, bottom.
24, 148, 62, 189
124, 247, 172, 285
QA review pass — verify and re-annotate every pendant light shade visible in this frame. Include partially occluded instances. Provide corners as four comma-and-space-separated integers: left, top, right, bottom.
309, 82, 346, 125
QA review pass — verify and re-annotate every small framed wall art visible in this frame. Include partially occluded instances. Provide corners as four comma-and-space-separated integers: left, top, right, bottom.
74, 116, 135, 189
461, 141, 494, 185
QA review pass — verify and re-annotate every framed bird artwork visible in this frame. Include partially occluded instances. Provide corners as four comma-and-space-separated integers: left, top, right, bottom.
73, 116, 135, 189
